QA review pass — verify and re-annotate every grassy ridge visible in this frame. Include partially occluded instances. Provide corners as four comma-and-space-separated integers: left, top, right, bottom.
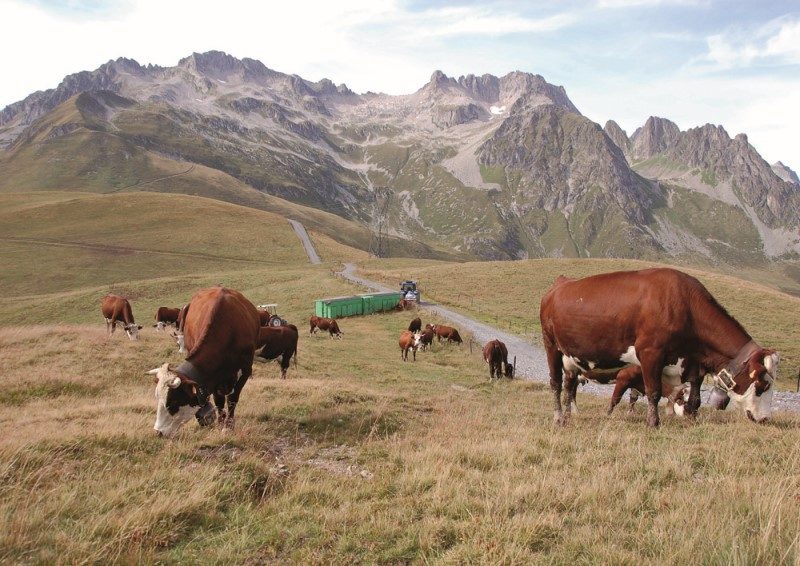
358, 257, 800, 388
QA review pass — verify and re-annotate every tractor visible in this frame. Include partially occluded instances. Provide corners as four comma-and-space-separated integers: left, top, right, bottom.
400, 280, 420, 304
257, 303, 290, 327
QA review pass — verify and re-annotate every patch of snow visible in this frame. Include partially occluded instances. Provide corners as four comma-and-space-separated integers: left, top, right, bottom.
490, 105, 506, 115
217, 79, 227, 84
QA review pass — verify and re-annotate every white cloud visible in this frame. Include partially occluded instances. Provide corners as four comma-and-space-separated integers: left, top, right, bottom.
597, 0, 705, 8
705, 17, 800, 69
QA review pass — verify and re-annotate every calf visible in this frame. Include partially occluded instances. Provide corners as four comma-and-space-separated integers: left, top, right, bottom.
256, 324, 299, 378
483, 339, 513, 380
101, 294, 141, 340
408, 317, 422, 332
431, 324, 462, 344
309, 315, 342, 338
154, 306, 180, 331
399, 330, 423, 362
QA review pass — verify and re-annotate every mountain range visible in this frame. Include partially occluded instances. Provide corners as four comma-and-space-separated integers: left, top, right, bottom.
1, 50, 798, 264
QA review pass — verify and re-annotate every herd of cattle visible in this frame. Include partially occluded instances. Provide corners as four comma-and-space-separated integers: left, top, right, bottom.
100, 266, 782, 437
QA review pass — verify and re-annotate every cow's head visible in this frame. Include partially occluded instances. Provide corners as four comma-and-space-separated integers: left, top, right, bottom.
712, 350, 779, 423
146, 363, 214, 437
412, 332, 422, 348
504, 363, 514, 379
154, 322, 165, 332
125, 323, 142, 340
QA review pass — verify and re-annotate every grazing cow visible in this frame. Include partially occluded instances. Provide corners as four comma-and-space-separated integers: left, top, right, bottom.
483, 339, 513, 380
153, 306, 180, 331
419, 328, 434, 351
399, 330, 423, 362
146, 286, 260, 437
309, 315, 342, 338
431, 324, 462, 344
256, 324, 299, 378
540, 269, 780, 427
101, 294, 142, 340
408, 317, 422, 332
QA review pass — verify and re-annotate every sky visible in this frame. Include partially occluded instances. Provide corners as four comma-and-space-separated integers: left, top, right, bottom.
2, 0, 799, 168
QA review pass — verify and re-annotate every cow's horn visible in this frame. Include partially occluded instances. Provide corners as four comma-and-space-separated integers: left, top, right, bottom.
145, 368, 160, 375
168, 375, 182, 389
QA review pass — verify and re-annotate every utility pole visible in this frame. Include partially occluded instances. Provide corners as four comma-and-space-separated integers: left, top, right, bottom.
369, 188, 391, 258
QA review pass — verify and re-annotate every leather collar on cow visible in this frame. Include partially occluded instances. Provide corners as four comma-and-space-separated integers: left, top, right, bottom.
713, 339, 760, 392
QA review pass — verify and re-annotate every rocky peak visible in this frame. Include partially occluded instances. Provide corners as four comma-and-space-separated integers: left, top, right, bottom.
178, 51, 243, 75
603, 120, 630, 155
457, 73, 500, 103
630, 116, 680, 161
772, 161, 800, 185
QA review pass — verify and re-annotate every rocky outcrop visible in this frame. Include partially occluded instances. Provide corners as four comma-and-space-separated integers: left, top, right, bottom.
604, 120, 630, 157
772, 161, 799, 185
630, 116, 680, 161
478, 104, 650, 225
432, 103, 486, 128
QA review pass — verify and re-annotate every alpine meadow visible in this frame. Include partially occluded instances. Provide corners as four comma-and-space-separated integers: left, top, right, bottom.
2, 1, 800, 564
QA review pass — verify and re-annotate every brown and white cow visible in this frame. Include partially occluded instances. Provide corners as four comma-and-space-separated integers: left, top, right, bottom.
430, 324, 462, 345
101, 294, 142, 340
256, 324, 299, 378
153, 306, 180, 331
146, 286, 260, 437
419, 327, 434, 351
483, 339, 513, 380
540, 269, 780, 427
408, 317, 422, 333
309, 315, 342, 338
399, 330, 423, 362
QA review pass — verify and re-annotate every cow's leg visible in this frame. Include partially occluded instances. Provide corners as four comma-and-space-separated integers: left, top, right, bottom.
683, 359, 702, 418
628, 389, 640, 413
214, 392, 227, 425
280, 353, 290, 379
412, 348, 416, 362
563, 370, 578, 421
225, 371, 251, 429
608, 380, 629, 415
637, 348, 665, 427
546, 347, 565, 425
105, 318, 111, 335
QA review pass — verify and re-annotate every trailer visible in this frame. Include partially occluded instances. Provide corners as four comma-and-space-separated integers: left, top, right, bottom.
314, 291, 403, 318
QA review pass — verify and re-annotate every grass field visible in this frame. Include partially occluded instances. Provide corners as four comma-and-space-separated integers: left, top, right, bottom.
1, 191, 799, 563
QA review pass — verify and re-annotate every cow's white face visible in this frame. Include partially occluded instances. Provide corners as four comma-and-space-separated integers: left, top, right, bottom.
147, 363, 197, 437
729, 377, 775, 423
155, 322, 165, 332
171, 331, 187, 354
412, 332, 422, 348
125, 324, 142, 340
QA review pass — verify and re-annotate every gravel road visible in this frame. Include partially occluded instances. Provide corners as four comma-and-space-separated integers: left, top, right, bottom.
288, 219, 321, 264
339, 263, 800, 413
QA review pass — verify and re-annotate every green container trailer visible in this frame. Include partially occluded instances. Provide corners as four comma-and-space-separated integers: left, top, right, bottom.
362, 292, 403, 314
314, 292, 403, 318
314, 296, 364, 318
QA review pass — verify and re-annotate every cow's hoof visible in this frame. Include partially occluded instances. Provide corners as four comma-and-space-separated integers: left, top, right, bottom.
553, 412, 566, 426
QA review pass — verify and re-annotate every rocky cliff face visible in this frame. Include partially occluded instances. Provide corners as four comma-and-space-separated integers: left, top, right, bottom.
479, 103, 648, 222
603, 120, 630, 156
630, 116, 681, 161
772, 161, 799, 185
